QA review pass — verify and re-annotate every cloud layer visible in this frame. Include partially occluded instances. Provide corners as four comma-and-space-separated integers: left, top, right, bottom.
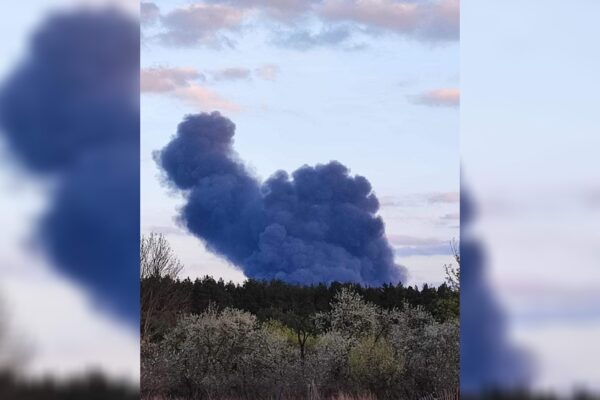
318, 0, 459, 41
143, 0, 459, 49
158, 4, 246, 47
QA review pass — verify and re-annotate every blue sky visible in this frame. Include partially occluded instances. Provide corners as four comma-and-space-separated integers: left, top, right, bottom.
141, 0, 460, 286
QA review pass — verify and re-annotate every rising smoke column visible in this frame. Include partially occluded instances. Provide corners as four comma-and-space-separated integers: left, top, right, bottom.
155, 112, 405, 285
460, 190, 532, 393
0, 10, 139, 325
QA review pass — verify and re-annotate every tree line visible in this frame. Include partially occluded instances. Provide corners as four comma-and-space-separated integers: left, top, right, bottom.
141, 233, 460, 399
141, 274, 459, 344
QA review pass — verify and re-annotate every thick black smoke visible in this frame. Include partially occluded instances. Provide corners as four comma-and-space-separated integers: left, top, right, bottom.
155, 112, 406, 285
0, 10, 139, 325
460, 190, 532, 393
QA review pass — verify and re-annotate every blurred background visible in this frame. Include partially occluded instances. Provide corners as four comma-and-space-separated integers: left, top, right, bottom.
0, 0, 139, 396
1, 0, 599, 398
461, 0, 600, 396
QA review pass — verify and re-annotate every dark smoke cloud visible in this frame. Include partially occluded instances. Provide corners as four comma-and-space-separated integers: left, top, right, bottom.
0, 10, 139, 325
460, 190, 533, 393
155, 112, 405, 285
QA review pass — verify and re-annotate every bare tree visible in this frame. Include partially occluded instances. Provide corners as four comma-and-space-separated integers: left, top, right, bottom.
444, 239, 460, 291
141, 233, 186, 343
141, 233, 184, 279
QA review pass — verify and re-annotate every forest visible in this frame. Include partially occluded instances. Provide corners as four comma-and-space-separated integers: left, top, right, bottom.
141, 234, 460, 400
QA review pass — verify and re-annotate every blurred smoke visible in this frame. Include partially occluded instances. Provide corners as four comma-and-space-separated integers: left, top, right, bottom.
155, 112, 406, 285
0, 8, 139, 325
460, 190, 532, 393
462, 0, 600, 395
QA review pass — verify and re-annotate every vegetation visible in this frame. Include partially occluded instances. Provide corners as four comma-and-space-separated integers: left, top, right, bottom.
141, 234, 459, 399
141, 275, 459, 342
0, 372, 138, 400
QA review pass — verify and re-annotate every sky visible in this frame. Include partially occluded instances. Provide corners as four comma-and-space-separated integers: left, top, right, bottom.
141, 0, 460, 287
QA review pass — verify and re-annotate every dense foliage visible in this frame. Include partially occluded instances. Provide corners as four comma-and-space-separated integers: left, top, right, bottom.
142, 277, 459, 400
141, 275, 458, 343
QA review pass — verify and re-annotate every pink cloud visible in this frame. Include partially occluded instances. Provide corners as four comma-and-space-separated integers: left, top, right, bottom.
141, 67, 240, 112
141, 67, 205, 92
173, 86, 241, 112
412, 88, 460, 107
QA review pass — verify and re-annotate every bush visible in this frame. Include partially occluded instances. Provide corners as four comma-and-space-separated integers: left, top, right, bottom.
146, 307, 294, 398
348, 336, 403, 397
142, 287, 459, 399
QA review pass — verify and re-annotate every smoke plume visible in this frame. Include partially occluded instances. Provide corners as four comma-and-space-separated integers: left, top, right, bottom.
155, 112, 406, 285
0, 10, 140, 325
460, 190, 532, 392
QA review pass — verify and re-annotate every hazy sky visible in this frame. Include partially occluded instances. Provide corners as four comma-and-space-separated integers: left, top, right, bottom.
462, 0, 600, 392
141, 0, 460, 286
